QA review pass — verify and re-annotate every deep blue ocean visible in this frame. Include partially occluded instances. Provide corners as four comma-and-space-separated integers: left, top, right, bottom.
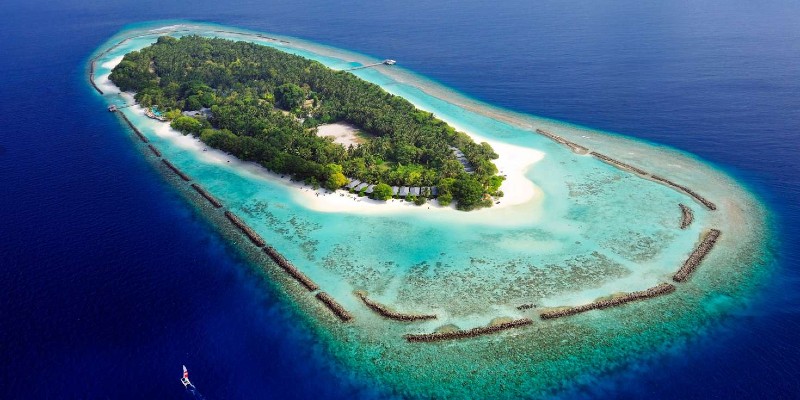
2, 0, 799, 398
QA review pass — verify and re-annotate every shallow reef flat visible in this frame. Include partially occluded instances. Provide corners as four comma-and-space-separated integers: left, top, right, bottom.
89, 22, 775, 398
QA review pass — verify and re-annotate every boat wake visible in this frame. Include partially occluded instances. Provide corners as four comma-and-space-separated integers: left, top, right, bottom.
181, 365, 206, 399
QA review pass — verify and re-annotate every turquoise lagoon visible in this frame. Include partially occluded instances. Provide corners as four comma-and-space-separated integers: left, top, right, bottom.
90, 22, 775, 398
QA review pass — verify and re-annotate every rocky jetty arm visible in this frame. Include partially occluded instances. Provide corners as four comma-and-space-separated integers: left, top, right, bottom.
534, 128, 717, 211
147, 144, 162, 157
589, 151, 649, 176
117, 112, 148, 143
89, 60, 103, 95
650, 175, 717, 211
404, 318, 532, 342
316, 292, 352, 322
539, 283, 676, 320
190, 183, 223, 208
535, 129, 589, 154
161, 159, 191, 181
263, 246, 319, 291
355, 291, 436, 321
673, 229, 721, 282
679, 204, 694, 229
224, 211, 266, 247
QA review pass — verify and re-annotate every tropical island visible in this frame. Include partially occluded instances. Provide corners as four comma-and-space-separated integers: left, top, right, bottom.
86, 23, 774, 399
110, 35, 504, 210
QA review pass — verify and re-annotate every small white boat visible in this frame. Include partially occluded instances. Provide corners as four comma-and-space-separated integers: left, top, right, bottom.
181, 365, 193, 388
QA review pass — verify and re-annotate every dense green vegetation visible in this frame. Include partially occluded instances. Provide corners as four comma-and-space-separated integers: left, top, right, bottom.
110, 35, 502, 210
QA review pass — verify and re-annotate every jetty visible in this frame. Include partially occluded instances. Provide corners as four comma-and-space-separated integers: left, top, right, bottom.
404, 318, 532, 342
535, 129, 589, 154
355, 291, 436, 321
650, 175, 717, 211
224, 211, 266, 247
673, 229, 721, 282
161, 159, 191, 181
533, 128, 717, 211
345, 59, 396, 71
89, 60, 103, 95
191, 183, 223, 208
147, 144, 162, 157
316, 292, 352, 322
263, 246, 319, 291
116, 112, 148, 143
539, 283, 677, 320
589, 151, 649, 176
679, 204, 694, 229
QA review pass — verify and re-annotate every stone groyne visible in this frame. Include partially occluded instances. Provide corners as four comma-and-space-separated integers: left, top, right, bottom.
589, 151, 649, 176
355, 291, 437, 321
679, 204, 694, 229
539, 283, 677, 320
147, 144, 162, 157
190, 183, 223, 208
117, 112, 149, 143
224, 211, 266, 247
89, 60, 103, 95
404, 318, 533, 343
534, 128, 717, 211
161, 159, 191, 182
316, 292, 352, 322
673, 229, 722, 282
650, 175, 717, 211
535, 129, 589, 154
263, 246, 319, 291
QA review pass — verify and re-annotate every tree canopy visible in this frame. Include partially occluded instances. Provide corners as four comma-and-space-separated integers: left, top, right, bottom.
110, 35, 502, 209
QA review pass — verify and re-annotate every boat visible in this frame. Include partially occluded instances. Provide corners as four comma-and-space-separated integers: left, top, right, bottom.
107, 105, 117, 112
383, 59, 396, 65
181, 365, 193, 388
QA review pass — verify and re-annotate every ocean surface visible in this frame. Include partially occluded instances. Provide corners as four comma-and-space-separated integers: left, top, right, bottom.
1, 1, 799, 399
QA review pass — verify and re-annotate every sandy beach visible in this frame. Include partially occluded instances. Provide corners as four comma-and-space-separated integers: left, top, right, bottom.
100, 42, 546, 221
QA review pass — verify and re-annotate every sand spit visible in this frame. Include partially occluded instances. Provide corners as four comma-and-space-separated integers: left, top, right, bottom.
534, 128, 718, 211
161, 159, 191, 181
263, 246, 319, 291
673, 229, 722, 282
224, 211, 266, 247
679, 204, 694, 229
539, 283, 677, 320
355, 291, 436, 321
404, 318, 533, 342
190, 183, 223, 208
316, 292, 353, 322
147, 144, 162, 157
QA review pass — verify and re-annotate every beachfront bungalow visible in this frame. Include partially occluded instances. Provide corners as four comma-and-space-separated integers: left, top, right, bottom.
365, 185, 375, 194
391, 186, 399, 195
182, 107, 213, 118
347, 180, 361, 189
356, 183, 369, 192
410, 187, 420, 196
431, 187, 439, 196
399, 186, 409, 197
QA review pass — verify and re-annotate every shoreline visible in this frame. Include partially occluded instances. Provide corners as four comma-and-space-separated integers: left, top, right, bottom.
97, 53, 546, 219
84, 22, 779, 400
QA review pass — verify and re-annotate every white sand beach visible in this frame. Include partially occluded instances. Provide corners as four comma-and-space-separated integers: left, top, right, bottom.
101, 50, 545, 221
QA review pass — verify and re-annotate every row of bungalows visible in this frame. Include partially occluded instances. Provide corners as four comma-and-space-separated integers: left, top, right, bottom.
345, 179, 439, 198
392, 186, 437, 198
449, 146, 476, 174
